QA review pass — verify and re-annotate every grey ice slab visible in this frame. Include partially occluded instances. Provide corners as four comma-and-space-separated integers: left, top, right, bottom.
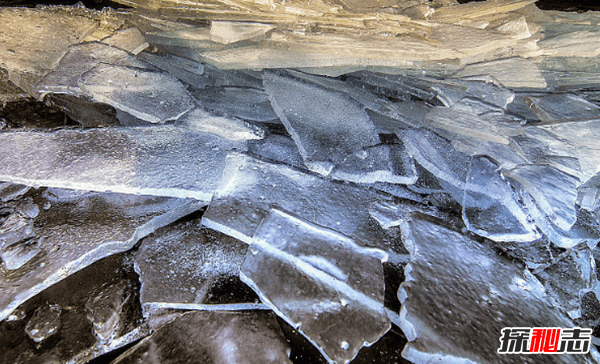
0, 126, 247, 201
112, 311, 293, 364
505, 164, 579, 231
535, 243, 596, 319
79, 63, 195, 123
202, 153, 402, 254
189, 86, 279, 123
0, 188, 204, 322
424, 107, 512, 144
36, 42, 152, 97
329, 144, 417, 185
433, 77, 516, 109
136, 51, 208, 88
135, 218, 252, 309
396, 128, 471, 198
247, 133, 307, 169
241, 209, 390, 364
397, 212, 596, 364
524, 93, 600, 122
452, 135, 528, 170
263, 71, 380, 176
463, 157, 539, 242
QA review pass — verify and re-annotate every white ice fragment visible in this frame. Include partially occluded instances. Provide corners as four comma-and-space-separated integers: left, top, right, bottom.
178, 107, 264, 141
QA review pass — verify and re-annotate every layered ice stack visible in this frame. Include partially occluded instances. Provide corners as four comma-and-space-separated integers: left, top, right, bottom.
1, 0, 600, 363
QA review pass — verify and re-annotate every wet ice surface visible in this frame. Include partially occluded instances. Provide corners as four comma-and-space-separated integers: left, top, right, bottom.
0, 126, 247, 201
111, 310, 292, 364
241, 209, 390, 364
2, 1, 600, 363
397, 212, 596, 364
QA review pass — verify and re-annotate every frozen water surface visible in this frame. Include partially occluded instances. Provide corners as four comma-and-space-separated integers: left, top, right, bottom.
241, 209, 390, 364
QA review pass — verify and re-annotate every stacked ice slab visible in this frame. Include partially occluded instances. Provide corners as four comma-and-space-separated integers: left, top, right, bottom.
2, 0, 600, 363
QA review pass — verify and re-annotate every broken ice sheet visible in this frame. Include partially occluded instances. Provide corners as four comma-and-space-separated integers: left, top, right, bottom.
329, 143, 417, 185
241, 209, 390, 364
247, 133, 307, 170
112, 310, 292, 364
189, 86, 279, 123
0, 7, 99, 95
535, 243, 597, 319
0, 187, 204, 322
263, 71, 380, 175
396, 128, 471, 201
135, 215, 261, 310
36, 42, 152, 97
79, 63, 195, 123
210, 21, 274, 44
504, 164, 580, 231
397, 212, 597, 364
453, 57, 547, 89
0, 252, 147, 364
0, 126, 246, 201
423, 107, 512, 144
524, 93, 600, 122
101, 27, 148, 54
463, 156, 539, 242
202, 153, 403, 256
177, 107, 265, 141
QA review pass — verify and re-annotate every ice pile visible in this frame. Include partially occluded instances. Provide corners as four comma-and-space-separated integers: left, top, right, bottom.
2, 0, 600, 363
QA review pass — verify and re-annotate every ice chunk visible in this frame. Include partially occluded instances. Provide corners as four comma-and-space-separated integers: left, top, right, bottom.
345, 72, 437, 102
1, 237, 41, 270
424, 107, 512, 144
202, 153, 400, 253
0, 7, 99, 95
433, 77, 516, 109
0, 183, 31, 203
539, 30, 600, 58
24, 303, 62, 344
524, 93, 600, 122
463, 156, 539, 242
189, 86, 279, 123
578, 174, 600, 213
535, 243, 596, 319
86, 280, 133, 342
79, 63, 195, 123
504, 164, 579, 231
36, 42, 152, 97
397, 212, 595, 364
210, 21, 274, 44
0, 126, 246, 201
263, 71, 380, 175
241, 209, 390, 364
453, 57, 547, 89
135, 217, 252, 309
0, 188, 204, 322
112, 311, 292, 364
247, 133, 307, 169
452, 135, 527, 170
44, 93, 121, 127
178, 107, 265, 141
495, 14, 532, 39
0, 212, 35, 251
330, 144, 417, 185
101, 27, 148, 54
396, 128, 471, 199
136, 51, 208, 88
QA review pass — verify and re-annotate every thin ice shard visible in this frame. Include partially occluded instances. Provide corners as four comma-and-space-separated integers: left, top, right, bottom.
453, 57, 547, 89
135, 217, 255, 309
329, 144, 417, 185
202, 153, 400, 253
263, 71, 380, 175
424, 107, 512, 144
189, 86, 279, 122
504, 164, 579, 231
247, 133, 307, 169
241, 209, 390, 364
79, 63, 195, 123
0, 126, 246, 201
0, 188, 204, 322
177, 107, 265, 141
463, 156, 539, 242
397, 212, 596, 364
101, 27, 148, 54
112, 311, 292, 364
524, 93, 600, 122
210, 21, 274, 44
136, 51, 207, 88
